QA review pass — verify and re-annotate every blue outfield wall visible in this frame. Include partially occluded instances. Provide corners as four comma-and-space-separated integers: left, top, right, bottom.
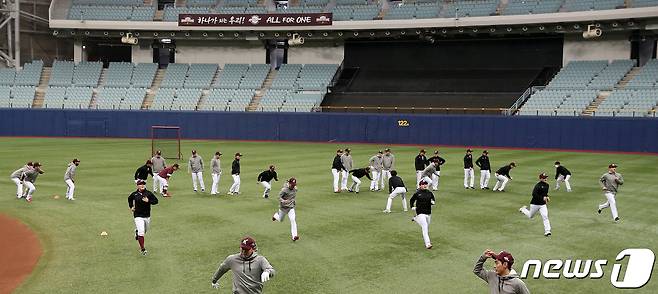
1, 109, 657, 153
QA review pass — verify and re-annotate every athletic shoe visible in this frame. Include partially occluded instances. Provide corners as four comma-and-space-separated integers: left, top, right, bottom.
201, 189, 205, 192
615, 217, 620, 223
141, 249, 148, 256
193, 189, 197, 192
432, 189, 438, 191
403, 209, 408, 212
272, 217, 276, 222
355, 191, 359, 194
519, 206, 527, 214
16, 194, 22, 199
263, 194, 269, 199
499, 190, 505, 192
292, 236, 299, 241
481, 188, 486, 190
426, 244, 433, 250
135, 230, 138, 240
484, 187, 490, 190
470, 187, 475, 189
544, 232, 552, 237
348, 189, 353, 193
69, 198, 76, 201
369, 189, 374, 192
465, 187, 469, 190
226, 192, 233, 195
597, 209, 602, 214
382, 210, 391, 213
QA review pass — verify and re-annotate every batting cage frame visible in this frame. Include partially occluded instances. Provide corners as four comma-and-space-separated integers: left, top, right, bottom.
151, 125, 181, 160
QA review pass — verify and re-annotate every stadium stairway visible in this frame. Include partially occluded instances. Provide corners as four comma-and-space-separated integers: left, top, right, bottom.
617, 67, 642, 89
496, 0, 508, 14
32, 67, 51, 108
582, 91, 611, 116
248, 68, 277, 111
144, 68, 166, 109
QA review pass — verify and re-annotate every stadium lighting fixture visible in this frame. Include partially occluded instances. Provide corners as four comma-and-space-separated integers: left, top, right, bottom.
582, 24, 602, 39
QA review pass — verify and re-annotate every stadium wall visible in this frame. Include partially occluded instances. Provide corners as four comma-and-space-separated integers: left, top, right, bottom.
563, 32, 631, 65
1, 109, 657, 153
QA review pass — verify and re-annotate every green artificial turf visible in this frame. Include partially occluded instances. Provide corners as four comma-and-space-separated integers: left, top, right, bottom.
0, 137, 656, 293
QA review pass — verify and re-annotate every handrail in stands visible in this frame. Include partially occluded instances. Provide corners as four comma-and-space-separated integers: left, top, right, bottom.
507, 86, 544, 116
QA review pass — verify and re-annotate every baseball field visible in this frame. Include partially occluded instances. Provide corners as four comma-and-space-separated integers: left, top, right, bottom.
0, 137, 656, 293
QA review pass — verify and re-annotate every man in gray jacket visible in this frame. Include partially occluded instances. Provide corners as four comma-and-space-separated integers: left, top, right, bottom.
10, 162, 32, 199
22, 162, 44, 203
598, 163, 624, 223
150, 150, 166, 194
340, 148, 353, 191
210, 152, 222, 195
369, 151, 384, 191
188, 150, 205, 193
380, 148, 395, 190
212, 236, 275, 293
272, 178, 299, 241
64, 158, 80, 201
473, 249, 530, 294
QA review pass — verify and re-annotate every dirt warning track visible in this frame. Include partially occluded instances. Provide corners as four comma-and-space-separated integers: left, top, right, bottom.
0, 214, 41, 294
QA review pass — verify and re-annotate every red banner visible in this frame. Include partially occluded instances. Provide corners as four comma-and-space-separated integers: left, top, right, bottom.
178, 13, 333, 27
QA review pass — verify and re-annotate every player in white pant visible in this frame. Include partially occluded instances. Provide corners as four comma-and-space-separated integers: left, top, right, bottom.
475, 150, 491, 189
383, 170, 407, 213
258, 165, 278, 198
414, 149, 428, 189
598, 163, 623, 222
554, 161, 572, 192
419, 160, 440, 188
228, 153, 242, 195
493, 162, 516, 192
188, 150, 205, 192
380, 148, 395, 190
369, 151, 384, 191
128, 180, 158, 255
272, 178, 299, 241
519, 173, 552, 236
410, 180, 436, 249
210, 152, 222, 195
10, 162, 32, 198
428, 150, 445, 191
331, 149, 344, 193
21, 162, 43, 202
348, 167, 371, 193
463, 149, 475, 189
150, 150, 166, 194
340, 148, 352, 191
64, 158, 80, 200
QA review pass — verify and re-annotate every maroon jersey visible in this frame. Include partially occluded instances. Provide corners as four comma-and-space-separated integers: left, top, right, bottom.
158, 166, 176, 179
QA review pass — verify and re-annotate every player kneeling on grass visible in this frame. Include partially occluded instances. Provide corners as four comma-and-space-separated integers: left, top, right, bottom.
383, 170, 407, 213
64, 158, 80, 201
473, 249, 530, 294
272, 178, 299, 241
410, 180, 435, 249
157, 163, 179, 197
258, 165, 279, 199
21, 162, 44, 203
348, 166, 371, 193
10, 161, 32, 199
128, 180, 159, 256
519, 173, 552, 237
212, 236, 275, 293
493, 162, 516, 192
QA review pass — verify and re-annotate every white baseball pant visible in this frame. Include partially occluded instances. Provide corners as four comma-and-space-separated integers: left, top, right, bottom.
370, 170, 380, 190
65, 179, 75, 199
261, 181, 272, 197
480, 170, 491, 189
431, 171, 441, 190
273, 208, 297, 238
160, 177, 169, 193
341, 170, 349, 190
413, 213, 432, 248
419, 176, 433, 187
191, 171, 205, 191
556, 175, 572, 191
11, 177, 23, 198
416, 171, 423, 188
331, 169, 340, 192
153, 174, 163, 193
350, 176, 362, 192
380, 170, 392, 189
385, 187, 408, 212
23, 181, 36, 199
493, 174, 509, 191
229, 174, 241, 193
211, 173, 221, 194
464, 168, 474, 188
599, 192, 619, 220
520, 204, 551, 234
134, 217, 151, 236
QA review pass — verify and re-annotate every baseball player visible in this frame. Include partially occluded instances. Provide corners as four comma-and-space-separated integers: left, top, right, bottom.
228, 153, 242, 195
383, 170, 407, 213
493, 162, 516, 192
419, 159, 440, 188
554, 161, 572, 192
463, 149, 475, 189
21, 162, 44, 203
410, 180, 436, 249
150, 150, 166, 194
128, 180, 158, 256
257, 165, 279, 199
134, 160, 153, 184
188, 150, 205, 193
598, 163, 624, 223
381, 148, 395, 190
519, 173, 552, 237
271, 178, 299, 241
64, 158, 80, 201
476, 150, 491, 189
414, 149, 428, 188
211, 237, 275, 293
340, 148, 353, 191
348, 166, 372, 193
10, 162, 33, 199
157, 163, 179, 197
368, 151, 384, 191
473, 250, 530, 294
428, 150, 446, 191
210, 152, 222, 195
331, 149, 344, 193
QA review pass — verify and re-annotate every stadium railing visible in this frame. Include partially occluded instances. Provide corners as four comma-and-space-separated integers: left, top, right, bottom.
507, 86, 543, 115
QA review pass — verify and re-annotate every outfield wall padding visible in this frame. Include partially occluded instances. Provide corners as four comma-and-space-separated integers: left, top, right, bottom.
1, 109, 657, 153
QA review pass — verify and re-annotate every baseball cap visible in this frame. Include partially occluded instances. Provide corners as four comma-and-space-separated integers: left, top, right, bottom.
609, 163, 618, 168
420, 149, 426, 153
345, 148, 351, 152
192, 149, 197, 154
136, 180, 146, 185
235, 152, 242, 156
493, 251, 514, 268
434, 150, 439, 154
467, 149, 473, 152
419, 180, 429, 185
146, 160, 152, 165
336, 149, 343, 153
33, 162, 41, 167
554, 161, 561, 165
539, 172, 548, 179
483, 150, 489, 154
384, 148, 391, 152
378, 150, 383, 154
73, 158, 80, 163
156, 150, 162, 155
240, 237, 257, 250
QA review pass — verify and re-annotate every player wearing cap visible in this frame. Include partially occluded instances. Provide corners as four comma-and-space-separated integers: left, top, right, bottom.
419, 159, 440, 188
21, 162, 44, 203
414, 149, 428, 188
331, 149, 344, 193
340, 148, 353, 192
64, 158, 81, 201
369, 151, 384, 191
134, 160, 153, 184
476, 150, 491, 189
211, 237, 276, 293
554, 161, 572, 192
381, 148, 395, 190
464, 149, 475, 190
228, 153, 242, 195
473, 249, 530, 294
348, 166, 372, 193
519, 173, 552, 237
10, 162, 33, 199
157, 163, 179, 197
410, 180, 436, 249
150, 150, 166, 194
383, 170, 407, 213
258, 165, 279, 199
493, 162, 516, 192
128, 180, 158, 256
598, 163, 624, 223
428, 150, 446, 191
188, 150, 205, 193
272, 178, 299, 241
210, 152, 222, 195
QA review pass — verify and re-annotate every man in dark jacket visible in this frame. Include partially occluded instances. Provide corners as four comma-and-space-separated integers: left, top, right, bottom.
348, 166, 371, 193
476, 150, 492, 189
554, 161, 572, 192
228, 153, 242, 195
257, 165, 278, 198
331, 149, 344, 193
134, 160, 153, 184
410, 180, 436, 249
520, 173, 552, 236
463, 149, 475, 190
128, 180, 159, 255
493, 162, 516, 192
414, 149, 428, 188
383, 170, 407, 213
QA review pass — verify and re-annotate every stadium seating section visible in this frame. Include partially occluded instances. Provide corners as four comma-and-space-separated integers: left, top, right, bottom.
0, 60, 43, 108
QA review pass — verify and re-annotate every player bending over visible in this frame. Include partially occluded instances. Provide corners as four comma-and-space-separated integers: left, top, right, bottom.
258, 165, 278, 199
493, 162, 516, 192
554, 161, 572, 192
348, 166, 372, 193
21, 162, 44, 203
10, 162, 32, 199
157, 163, 179, 197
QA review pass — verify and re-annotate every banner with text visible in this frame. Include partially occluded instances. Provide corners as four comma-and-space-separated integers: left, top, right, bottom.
178, 13, 333, 27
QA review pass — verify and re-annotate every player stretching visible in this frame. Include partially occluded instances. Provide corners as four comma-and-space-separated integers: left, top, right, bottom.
128, 180, 158, 256
348, 167, 372, 193
554, 161, 572, 192
258, 165, 279, 198
228, 153, 242, 195
428, 150, 446, 191
414, 149, 428, 188
272, 178, 299, 241
381, 148, 395, 190
134, 160, 153, 184
210, 152, 222, 195
493, 162, 516, 192
10, 162, 32, 199
419, 159, 440, 188
22, 162, 44, 203
331, 149, 344, 193
157, 163, 179, 197
368, 151, 384, 191
476, 150, 492, 190
463, 149, 475, 189
519, 173, 552, 237
188, 150, 205, 193
598, 163, 624, 223
473, 250, 530, 294
211, 237, 275, 293
340, 148, 353, 191
64, 158, 80, 201
410, 180, 436, 249
383, 170, 407, 213
150, 150, 166, 194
